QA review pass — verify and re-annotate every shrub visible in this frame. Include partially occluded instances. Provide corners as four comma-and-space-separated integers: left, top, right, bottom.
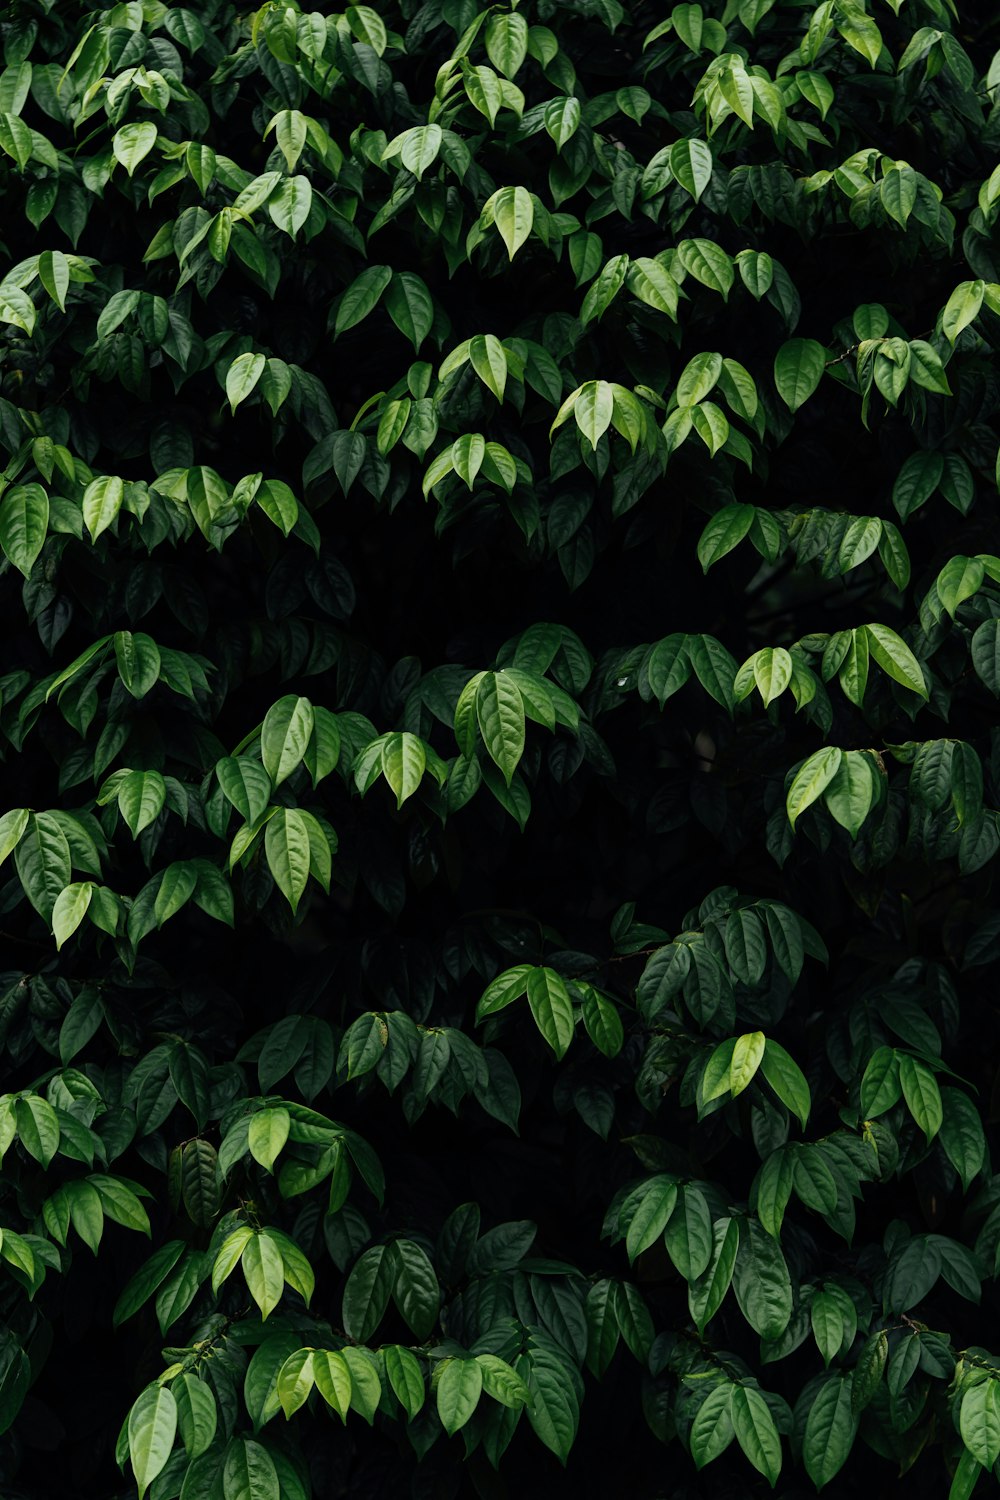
0, 0, 999, 1495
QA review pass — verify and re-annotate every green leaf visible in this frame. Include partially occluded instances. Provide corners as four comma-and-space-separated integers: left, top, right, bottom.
476, 672, 526, 784
399, 123, 442, 180
313, 1350, 352, 1420
526, 966, 575, 1060
759, 1039, 811, 1128
113, 122, 157, 176
342, 1244, 395, 1341
82, 475, 124, 541
477, 965, 532, 1021
678, 239, 734, 297
222, 1437, 280, 1500
670, 137, 713, 201
392, 1238, 439, 1338
689, 1217, 739, 1332
261, 695, 314, 785
335, 264, 392, 336
451, 433, 485, 488
217, 758, 272, 825
525, 1344, 579, 1463
114, 631, 161, 698
803, 1375, 856, 1489
939, 1087, 986, 1189
899, 1054, 943, 1140
386, 272, 434, 350
580, 255, 629, 325
436, 1357, 483, 1436
476, 1353, 529, 1408
971, 619, 1000, 695
851, 1330, 888, 1415
492, 185, 533, 260
15, 812, 72, 921
174, 1373, 217, 1459
114, 1241, 187, 1327
949, 1448, 984, 1500
774, 339, 825, 411
690, 1384, 735, 1469
869, 621, 929, 690
697, 504, 754, 571
241, 1231, 285, 1319
823, 751, 874, 839
664, 1185, 713, 1280
0, 483, 48, 576
787, 747, 843, 828
276, 1349, 314, 1418
486, 12, 528, 76
52, 881, 93, 949
384, 1346, 425, 1418
118, 770, 167, 836
625, 1176, 677, 1262
545, 97, 581, 150
936, 556, 984, 617
581, 989, 624, 1057
731, 1385, 781, 1486
860, 1046, 901, 1117
469, 334, 507, 401
226, 352, 266, 412
381, 731, 426, 808
942, 280, 984, 343
733, 1219, 793, 1340
574, 380, 614, 449
267, 176, 312, 236
128, 1385, 177, 1499
248, 1108, 290, 1173
264, 809, 312, 913
730, 1032, 765, 1096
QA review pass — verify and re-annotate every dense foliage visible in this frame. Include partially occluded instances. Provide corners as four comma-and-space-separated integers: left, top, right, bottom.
1, 0, 1000, 1494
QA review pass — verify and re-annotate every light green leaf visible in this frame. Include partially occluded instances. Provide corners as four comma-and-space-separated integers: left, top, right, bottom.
476, 671, 525, 784
267, 175, 312, 236
864, 623, 927, 695
82, 476, 124, 541
241, 1231, 285, 1319
248, 1108, 290, 1173
486, 12, 528, 76
261, 695, 314, 785
774, 339, 825, 411
0, 483, 48, 576
526, 966, 575, 1060
113, 122, 157, 176
226, 352, 266, 412
437, 1357, 483, 1436
313, 1350, 352, 1420
128, 1385, 177, 1498
264, 808, 312, 913
730, 1032, 765, 1096
574, 380, 614, 449
492, 185, 533, 260
786, 747, 843, 828
469, 334, 507, 401
942, 280, 984, 343
52, 882, 93, 949
899, 1054, 943, 1140
960, 1380, 1000, 1470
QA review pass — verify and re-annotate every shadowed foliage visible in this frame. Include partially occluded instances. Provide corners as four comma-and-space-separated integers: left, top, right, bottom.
1, 1, 1000, 1497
